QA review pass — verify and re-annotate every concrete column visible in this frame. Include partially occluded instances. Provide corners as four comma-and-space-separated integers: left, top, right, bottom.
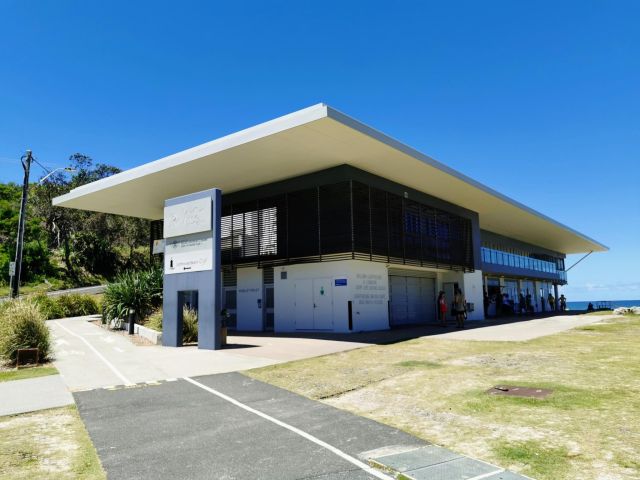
162, 189, 222, 350
554, 284, 559, 311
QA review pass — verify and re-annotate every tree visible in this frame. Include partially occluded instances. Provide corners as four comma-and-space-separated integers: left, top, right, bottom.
0, 183, 53, 285
29, 153, 150, 281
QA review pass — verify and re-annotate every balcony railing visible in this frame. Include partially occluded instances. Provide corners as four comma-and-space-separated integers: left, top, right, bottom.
481, 247, 563, 275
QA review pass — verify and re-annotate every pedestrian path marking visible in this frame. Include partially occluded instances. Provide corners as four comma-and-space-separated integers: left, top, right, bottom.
53, 320, 133, 386
183, 376, 394, 480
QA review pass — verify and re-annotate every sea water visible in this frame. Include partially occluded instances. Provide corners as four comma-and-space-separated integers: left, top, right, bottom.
566, 299, 640, 310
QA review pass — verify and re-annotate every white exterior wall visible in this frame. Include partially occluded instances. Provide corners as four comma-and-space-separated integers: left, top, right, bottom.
463, 270, 484, 320
236, 266, 263, 331
439, 270, 484, 321
274, 260, 389, 333
238, 260, 481, 333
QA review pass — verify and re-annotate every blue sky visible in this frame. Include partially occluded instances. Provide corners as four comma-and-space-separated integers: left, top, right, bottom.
1, 1, 638, 301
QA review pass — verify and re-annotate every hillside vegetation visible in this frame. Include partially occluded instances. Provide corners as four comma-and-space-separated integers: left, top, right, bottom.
1, 154, 151, 295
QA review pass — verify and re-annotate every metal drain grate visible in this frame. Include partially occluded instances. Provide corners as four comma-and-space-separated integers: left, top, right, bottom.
486, 385, 553, 399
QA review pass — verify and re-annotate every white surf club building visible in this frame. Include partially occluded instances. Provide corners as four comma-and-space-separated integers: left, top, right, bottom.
54, 104, 607, 334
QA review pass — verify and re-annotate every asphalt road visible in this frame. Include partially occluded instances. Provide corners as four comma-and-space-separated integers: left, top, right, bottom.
74, 372, 425, 480
0, 284, 105, 302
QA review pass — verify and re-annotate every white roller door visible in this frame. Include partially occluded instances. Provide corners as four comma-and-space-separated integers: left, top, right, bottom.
389, 274, 436, 326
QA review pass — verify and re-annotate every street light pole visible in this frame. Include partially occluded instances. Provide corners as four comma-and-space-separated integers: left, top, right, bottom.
10, 150, 33, 299
39, 166, 75, 184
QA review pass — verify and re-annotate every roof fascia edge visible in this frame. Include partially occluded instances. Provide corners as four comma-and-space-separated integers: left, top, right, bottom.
325, 105, 609, 252
53, 103, 329, 206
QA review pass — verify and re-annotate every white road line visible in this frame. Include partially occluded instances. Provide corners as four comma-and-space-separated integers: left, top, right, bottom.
52, 321, 133, 386
468, 469, 504, 480
183, 377, 393, 480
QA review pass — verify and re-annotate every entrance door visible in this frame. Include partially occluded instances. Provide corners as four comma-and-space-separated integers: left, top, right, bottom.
312, 278, 333, 330
263, 285, 274, 331
294, 280, 314, 330
389, 276, 409, 326
419, 277, 436, 322
222, 287, 237, 328
406, 277, 421, 323
443, 282, 458, 319
390, 275, 436, 326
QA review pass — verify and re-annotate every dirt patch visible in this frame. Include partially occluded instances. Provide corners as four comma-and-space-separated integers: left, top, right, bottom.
446, 352, 555, 369
0, 406, 104, 479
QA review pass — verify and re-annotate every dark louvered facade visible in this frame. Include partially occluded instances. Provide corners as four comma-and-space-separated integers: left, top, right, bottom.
217, 166, 476, 272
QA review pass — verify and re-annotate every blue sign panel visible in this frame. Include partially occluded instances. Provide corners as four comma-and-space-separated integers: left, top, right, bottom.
335, 278, 348, 286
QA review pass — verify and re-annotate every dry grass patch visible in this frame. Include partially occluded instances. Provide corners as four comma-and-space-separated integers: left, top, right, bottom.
247, 315, 640, 480
0, 406, 104, 479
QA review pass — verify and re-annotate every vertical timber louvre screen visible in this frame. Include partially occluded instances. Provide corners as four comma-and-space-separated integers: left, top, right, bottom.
207, 181, 474, 271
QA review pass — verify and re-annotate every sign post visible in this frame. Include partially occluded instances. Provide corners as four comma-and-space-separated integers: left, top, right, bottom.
8, 262, 16, 291
162, 189, 221, 350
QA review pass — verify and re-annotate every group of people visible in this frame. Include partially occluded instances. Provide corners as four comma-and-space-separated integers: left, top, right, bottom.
483, 290, 567, 317
547, 293, 567, 311
437, 289, 467, 329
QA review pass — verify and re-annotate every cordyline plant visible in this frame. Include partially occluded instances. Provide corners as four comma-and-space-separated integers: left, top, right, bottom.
102, 266, 163, 326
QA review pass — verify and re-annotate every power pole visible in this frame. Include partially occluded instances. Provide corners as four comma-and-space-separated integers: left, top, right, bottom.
10, 150, 33, 299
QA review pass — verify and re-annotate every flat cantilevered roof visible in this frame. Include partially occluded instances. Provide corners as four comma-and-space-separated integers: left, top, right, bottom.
53, 103, 607, 254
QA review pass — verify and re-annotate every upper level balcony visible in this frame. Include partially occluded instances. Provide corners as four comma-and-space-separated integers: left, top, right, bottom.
481, 247, 567, 283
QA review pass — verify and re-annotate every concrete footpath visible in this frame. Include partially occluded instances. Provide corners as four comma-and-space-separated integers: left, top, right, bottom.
75, 372, 529, 480
0, 374, 73, 416
48, 314, 614, 392
49, 317, 372, 391
431, 314, 613, 341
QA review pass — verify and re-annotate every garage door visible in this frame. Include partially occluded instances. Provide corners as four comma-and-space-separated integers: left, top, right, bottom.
389, 275, 436, 326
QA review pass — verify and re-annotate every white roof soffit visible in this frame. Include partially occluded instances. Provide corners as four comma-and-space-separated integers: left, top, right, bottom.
53, 103, 607, 254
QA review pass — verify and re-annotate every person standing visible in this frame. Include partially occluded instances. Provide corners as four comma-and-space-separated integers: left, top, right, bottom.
548, 293, 555, 311
483, 289, 489, 318
438, 291, 447, 327
454, 288, 466, 329
560, 294, 567, 311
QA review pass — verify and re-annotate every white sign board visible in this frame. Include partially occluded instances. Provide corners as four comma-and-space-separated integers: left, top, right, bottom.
164, 197, 212, 238
164, 231, 213, 275
152, 239, 165, 254
8, 261, 16, 276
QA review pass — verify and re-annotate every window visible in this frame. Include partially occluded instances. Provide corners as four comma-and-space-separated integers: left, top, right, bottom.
221, 207, 278, 259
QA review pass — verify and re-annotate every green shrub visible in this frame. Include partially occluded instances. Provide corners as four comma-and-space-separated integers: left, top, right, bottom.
182, 308, 198, 343
30, 293, 99, 319
102, 267, 163, 325
55, 294, 99, 318
0, 300, 51, 364
145, 308, 163, 332
142, 307, 197, 344
31, 293, 63, 320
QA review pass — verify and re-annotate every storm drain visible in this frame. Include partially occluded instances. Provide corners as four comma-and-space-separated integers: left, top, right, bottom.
486, 385, 553, 399
368, 445, 532, 480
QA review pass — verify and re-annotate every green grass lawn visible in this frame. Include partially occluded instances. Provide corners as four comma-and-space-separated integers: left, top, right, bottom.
247, 314, 640, 480
0, 405, 105, 479
0, 365, 58, 383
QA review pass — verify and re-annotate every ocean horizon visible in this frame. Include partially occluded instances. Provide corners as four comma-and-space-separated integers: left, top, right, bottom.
566, 299, 640, 310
